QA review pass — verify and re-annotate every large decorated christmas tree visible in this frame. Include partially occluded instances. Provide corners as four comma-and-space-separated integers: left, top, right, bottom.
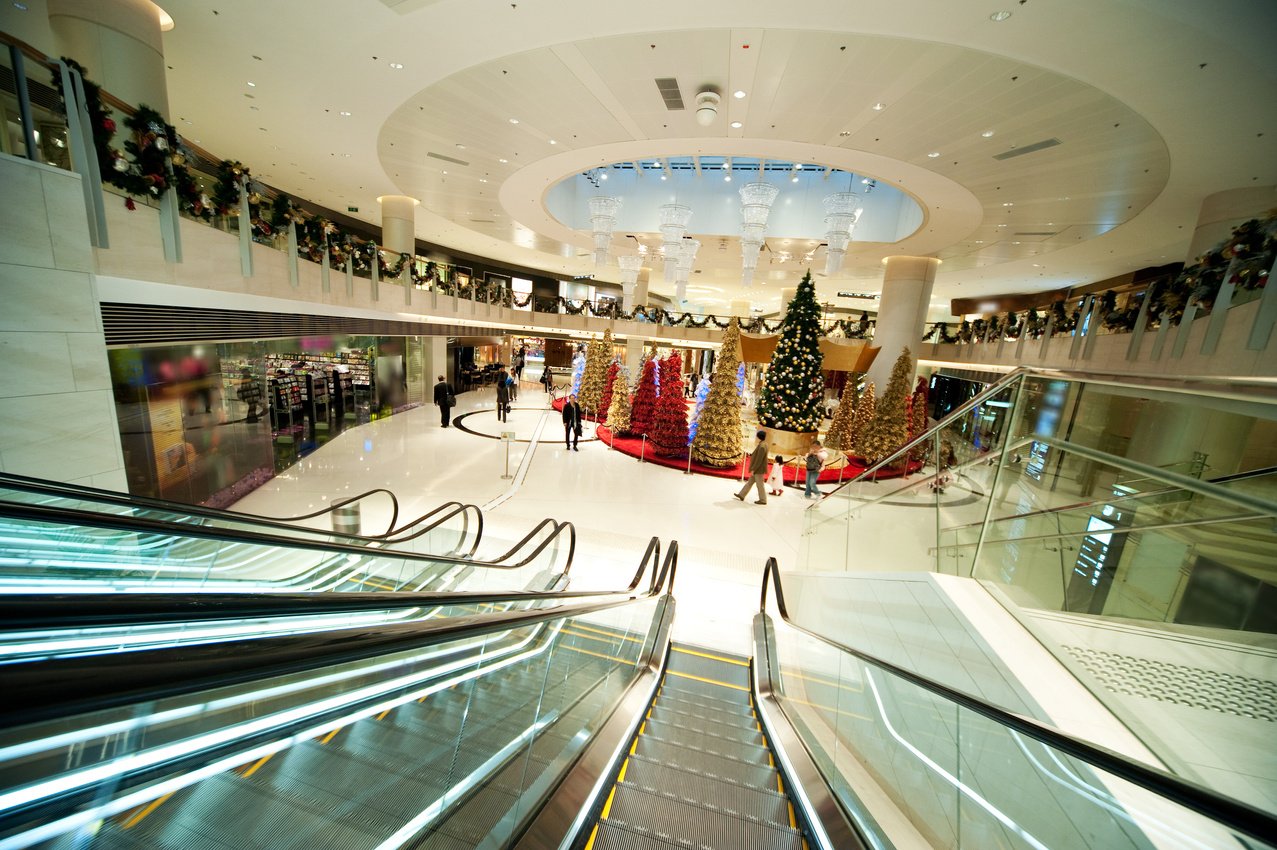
629, 358, 659, 436
848, 381, 876, 457
577, 330, 612, 413
857, 347, 914, 464
650, 352, 689, 456
824, 381, 858, 452
757, 271, 825, 433
606, 366, 632, 434
909, 376, 931, 464
690, 319, 746, 467
598, 359, 620, 423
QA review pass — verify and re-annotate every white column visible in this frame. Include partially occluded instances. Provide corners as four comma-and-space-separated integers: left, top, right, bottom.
633, 272, 650, 309
49, 0, 173, 118
867, 256, 939, 388
377, 195, 418, 253
730, 299, 751, 323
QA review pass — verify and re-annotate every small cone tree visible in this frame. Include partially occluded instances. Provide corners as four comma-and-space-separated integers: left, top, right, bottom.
606, 367, 633, 434
569, 348, 586, 396
848, 382, 876, 459
651, 352, 689, 456
578, 330, 611, 414
629, 358, 659, 436
909, 376, 931, 464
598, 360, 620, 423
691, 319, 746, 467
824, 380, 858, 452
857, 347, 914, 465
757, 271, 825, 433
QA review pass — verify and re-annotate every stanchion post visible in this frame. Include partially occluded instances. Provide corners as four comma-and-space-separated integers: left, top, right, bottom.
640, 435, 647, 463
685, 451, 693, 475
500, 431, 514, 479
740, 452, 747, 482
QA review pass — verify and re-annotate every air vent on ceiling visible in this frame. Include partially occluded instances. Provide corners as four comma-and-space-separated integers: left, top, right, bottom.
1015, 231, 1060, 237
992, 138, 1061, 160
428, 151, 469, 166
469, 219, 495, 224
655, 77, 685, 110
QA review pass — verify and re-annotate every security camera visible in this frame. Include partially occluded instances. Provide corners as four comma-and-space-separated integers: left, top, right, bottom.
695, 90, 721, 126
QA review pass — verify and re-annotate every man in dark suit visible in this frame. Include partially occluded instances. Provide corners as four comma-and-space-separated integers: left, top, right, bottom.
433, 375, 454, 427
562, 393, 582, 451
733, 430, 769, 504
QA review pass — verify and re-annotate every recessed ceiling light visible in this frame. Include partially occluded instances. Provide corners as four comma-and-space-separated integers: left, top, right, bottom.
12, 2, 29, 10
839, 131, 851, 137
730, 121, 743, 129
479, 178, 487, 183
733, 90, 747, 99
724, 175, 732, 182
989, 10, 1012, 21
339, 111, 351, 117
1032, 263, 1043, 268
389, 62, 404, 69
508, 118, 519, 124
981, 129, 996, 138
872, 102, 886, 111
549, 139, 557, 145
499, 158, 508, 163
455, 143, 466, 150
600, 173, 608, 180
1002, 202, 1014, 206
442, 170, 448, 175
660, 175, 667, 181
998, 224, 1008, 227
1012, 241, 1021, 245
246, 81, 256, 87
927, 151, 941, 158
791, 176, 799, 183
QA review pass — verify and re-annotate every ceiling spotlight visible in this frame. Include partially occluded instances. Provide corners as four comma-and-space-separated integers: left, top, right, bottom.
981, 129, 996, 138
791, 175, 799, 183
600, 172, 608, 180
247, 81, 256, 87
927, 151, 940, 157
1002, 202, 1014, 206
389, 62, 404, 69
339, 111, 351, 117
499, 158, 509, 163
733, 90, 747, 99
549, 139, 557, 145
660, 174, 667, 181
509, 118, 519, 124
456, 143, 466, 149
724, 175, 732, 182
730, 121, 742, 129
694, 90, 721, 126
990, 10, 1012, 21
872, 102, 886, 111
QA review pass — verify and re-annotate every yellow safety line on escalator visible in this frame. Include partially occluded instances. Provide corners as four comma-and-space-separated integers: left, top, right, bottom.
562, 644, 632, 665
572, 622, 645, 644
320, 726, 342, 744
120, 791, 173, 829
376, 708, 391, 720
240, 754, 273, 778
561, 627, 622, 649
600, 785, 618, 819
353, 576, 396, 591
777, 774, 784, 794
671, 646, 750, 666
664, 670, 748, 691
788, 802, 798, 829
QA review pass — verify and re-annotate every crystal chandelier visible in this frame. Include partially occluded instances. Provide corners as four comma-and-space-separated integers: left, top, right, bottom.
658, 203, 693, 282
822, 192, 863, 276
674, 238, 700, 303
739, 181, 778, 286
616, 252, 644, 310
588, 195, 621, 266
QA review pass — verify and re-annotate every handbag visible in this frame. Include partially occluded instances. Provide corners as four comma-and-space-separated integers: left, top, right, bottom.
575, 424, 583, 438
445, 391, 456, 407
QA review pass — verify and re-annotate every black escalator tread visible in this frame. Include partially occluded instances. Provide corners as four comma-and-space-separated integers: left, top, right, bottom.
639, 726, 772, 768
93, 818, 240, 850
659, 672, 751, 705
645, 707, 764, 748
619, 756, 792, 827
633, 736, 778, 789
665, 648, 751, 689
656, 690, 756, 720
590, 820, 698, 850
603, 785, 803, 850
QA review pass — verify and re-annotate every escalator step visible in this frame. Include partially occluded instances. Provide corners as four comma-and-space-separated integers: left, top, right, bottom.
655, 690, 756, 721
601, 784, 803, 850
589, 820, 696, 850
658, 673, 752, 708
639, 726, 771, 768
666, 649, 751, 689
619, 756, 792, 827
647, 705, 764, 747
633, 736, 778, 789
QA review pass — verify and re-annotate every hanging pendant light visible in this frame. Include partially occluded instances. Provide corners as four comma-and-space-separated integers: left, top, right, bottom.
658, 203, 693, 282
822, 192, 862, 276
739, 181, 778, 286
588, 195, 621, 266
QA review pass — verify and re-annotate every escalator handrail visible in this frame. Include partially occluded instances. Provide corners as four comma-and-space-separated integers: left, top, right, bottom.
0, 499, 570, 578
0, 545, 678, 728
0, 534, 662, 628
0, 470, 407, 538
376, 502, 485, 558
757, 558, 1277, 846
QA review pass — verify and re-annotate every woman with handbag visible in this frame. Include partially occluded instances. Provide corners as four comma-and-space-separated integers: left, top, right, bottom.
562, 393, 582, 451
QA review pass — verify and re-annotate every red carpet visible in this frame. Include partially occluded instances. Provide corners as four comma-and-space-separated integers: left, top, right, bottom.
553, 398, 918, 483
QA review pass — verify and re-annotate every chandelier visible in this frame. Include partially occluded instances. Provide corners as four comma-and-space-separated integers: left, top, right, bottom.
822, 192, 863, 276
658, 203, 693, 282
674, 238, 700, 303
588, 195, 621, 266
739, 181, 779, 286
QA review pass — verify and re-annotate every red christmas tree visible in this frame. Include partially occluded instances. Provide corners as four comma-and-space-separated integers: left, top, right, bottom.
629, 358, 659, 437
651, 353, 689, 456
598, 360, 620, 423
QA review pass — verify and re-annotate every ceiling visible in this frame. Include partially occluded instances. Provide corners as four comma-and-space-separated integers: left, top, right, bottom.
73, 1, 1277, 316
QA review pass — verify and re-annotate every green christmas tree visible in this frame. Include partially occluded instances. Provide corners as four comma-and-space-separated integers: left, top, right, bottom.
578, 330, 612, 414
690, 319, 746, 467
824, 380, 858, 452
757, 271, 825, 432
909, 376, 931, 464
651, 352, 689, 456
606, 367, 632, 434
848, 381, 876, 459
857, 347, 914, 465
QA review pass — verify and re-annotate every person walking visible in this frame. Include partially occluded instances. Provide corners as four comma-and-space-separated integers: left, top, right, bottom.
767, 454, 786, 496
433, 374, 455, 427
562, 393, 582, 451
496, 369, 511, 423
734, 430, 770, 504
507, 368, 518, 402
542, 366, 554, 394
804, 439, 828, 499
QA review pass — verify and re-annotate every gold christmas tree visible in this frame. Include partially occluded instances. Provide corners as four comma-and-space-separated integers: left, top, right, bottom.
848, 381, 876, 459
606, 367, 632, 434
824, 380, 858, 452
857, 347, 914, 465
577, 330, 612, 414
690, 319, 746, 467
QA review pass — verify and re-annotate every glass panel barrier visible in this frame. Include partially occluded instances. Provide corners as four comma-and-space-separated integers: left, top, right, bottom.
0, 596, 666, 850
